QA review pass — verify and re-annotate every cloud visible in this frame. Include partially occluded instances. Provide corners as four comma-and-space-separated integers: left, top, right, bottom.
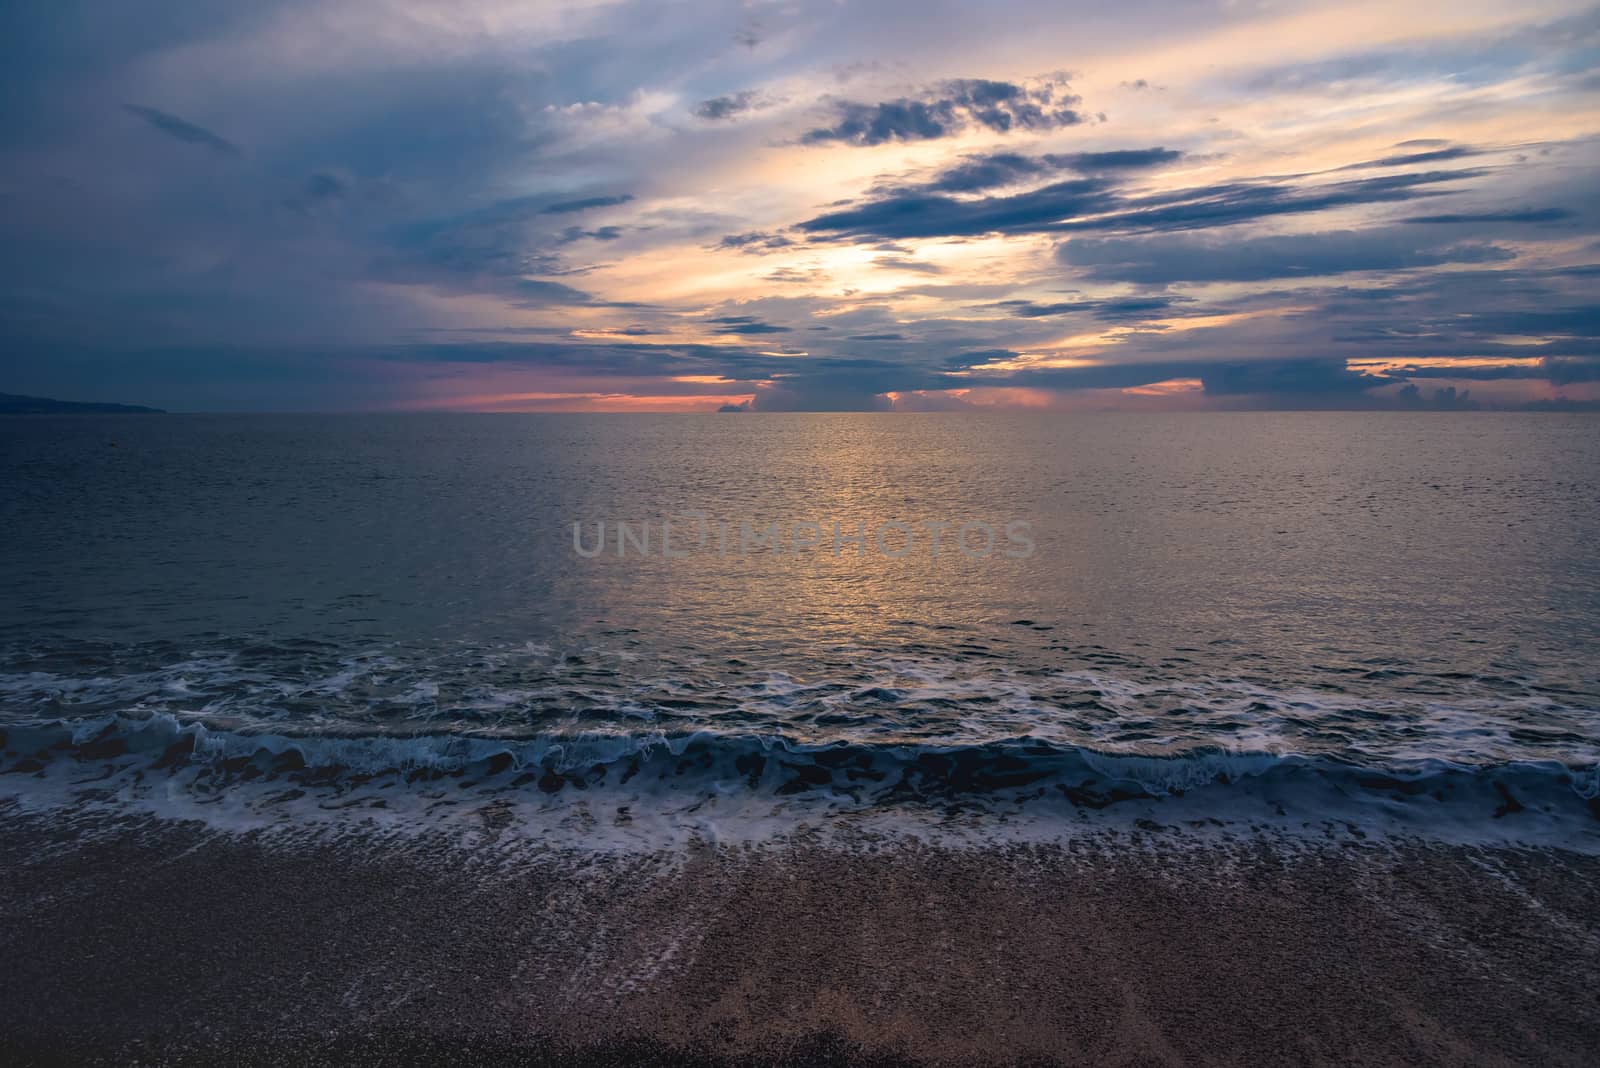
997, 295, 1194, 320
799, 168, 1480, 242
921, 152, 1054, 193
1403, 208, 1574, 224
123, 104, 240, 157
511, 280, 613, 306
693, 91, 762, 120
802, 77, 1082, 146
362, 339, 800, 381
300, 171, 345, 200
920, 147, 1180, 193
708, 315, 791, 335
873, 255, 943, 274
1380, 356, 1600, 383
1063, 148, 1184, 171
540, 194, 635, 215
558, 225, 624, 243
749, 382, 891, 411
763, 266, 826, 284
747, 364, 943, 411
1058, 229, 1516, 283
1056, 169, 1486, 235
1444, 304, 1600, 338
281, 170, 354, 213
962, 356, 1404, 404
1395, 384, 1479, 409
1241, 9, 1600, 97
716, 231, 795, 253
799, 177, 1115, 240
1348, 145, 1482, 168
370, 190, 638, 297
1197, 358, 1387, 394
4, 4, 1599, 411
1546, 356, 1600, 384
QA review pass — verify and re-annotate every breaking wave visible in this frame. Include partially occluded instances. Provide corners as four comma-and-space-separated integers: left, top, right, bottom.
3, 636, 1597, 846
4, 712, 1596, 827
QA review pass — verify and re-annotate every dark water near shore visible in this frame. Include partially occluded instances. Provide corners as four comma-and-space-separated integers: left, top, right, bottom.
2, 413, 1597, 836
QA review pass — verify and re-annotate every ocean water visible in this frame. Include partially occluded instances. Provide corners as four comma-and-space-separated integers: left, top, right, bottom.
2, 412, 1597, 845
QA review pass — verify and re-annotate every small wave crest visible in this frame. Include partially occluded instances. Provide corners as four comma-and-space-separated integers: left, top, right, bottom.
4, 713, 1596, 823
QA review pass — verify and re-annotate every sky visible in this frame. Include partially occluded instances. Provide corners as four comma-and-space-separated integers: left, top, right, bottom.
1, 0, 1597, 412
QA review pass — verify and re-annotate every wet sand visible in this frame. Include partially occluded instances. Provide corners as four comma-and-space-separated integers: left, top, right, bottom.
1, 811, 1596, 1066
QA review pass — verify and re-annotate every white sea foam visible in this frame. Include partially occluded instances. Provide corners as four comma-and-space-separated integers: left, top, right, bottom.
3, 634, 1597, 853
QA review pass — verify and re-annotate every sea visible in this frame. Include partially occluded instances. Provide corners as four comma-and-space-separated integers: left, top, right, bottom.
2, 412, 1597, 848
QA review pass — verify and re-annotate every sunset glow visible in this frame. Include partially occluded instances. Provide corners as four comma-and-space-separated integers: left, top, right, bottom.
2, 1, 1596, 411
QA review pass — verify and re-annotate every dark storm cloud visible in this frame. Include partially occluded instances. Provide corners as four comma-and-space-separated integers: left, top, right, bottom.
693, 91, 762, 120
1058, 230, 1516, 283
798, 168, 1480, 241
802, 78, 1082, 146
123, 104, 241, 157
920, 148, 1181, 193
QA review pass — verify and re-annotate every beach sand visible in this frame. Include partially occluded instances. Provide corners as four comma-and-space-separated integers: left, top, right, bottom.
1, 810, 1596, 1066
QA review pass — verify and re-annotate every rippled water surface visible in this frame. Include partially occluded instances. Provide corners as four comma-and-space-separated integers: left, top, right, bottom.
2, 413, 1597, 836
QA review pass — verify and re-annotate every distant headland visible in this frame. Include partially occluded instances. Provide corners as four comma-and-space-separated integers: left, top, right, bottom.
0, 392, 165, 414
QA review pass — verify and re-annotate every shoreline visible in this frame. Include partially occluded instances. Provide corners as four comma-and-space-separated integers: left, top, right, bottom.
2, 811, 1597, 1065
